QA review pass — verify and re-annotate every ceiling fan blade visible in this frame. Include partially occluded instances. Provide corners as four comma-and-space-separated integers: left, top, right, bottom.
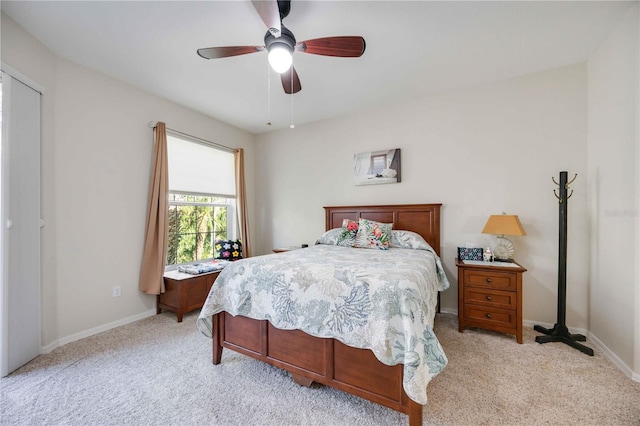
251, 0, 281, 37
281, 66, 301, 94
296, 36, 366, 57
197, 46, 265, 60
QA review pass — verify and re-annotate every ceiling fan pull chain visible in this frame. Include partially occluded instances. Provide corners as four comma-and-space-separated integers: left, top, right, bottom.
267, 61, 272, 126
289, 67, 295, 129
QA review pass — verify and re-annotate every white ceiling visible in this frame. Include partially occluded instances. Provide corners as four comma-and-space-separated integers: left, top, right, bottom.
2, 1, 635, 134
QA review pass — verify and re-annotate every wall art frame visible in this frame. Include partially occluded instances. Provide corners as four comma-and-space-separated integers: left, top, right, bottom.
353, 148, 401, 186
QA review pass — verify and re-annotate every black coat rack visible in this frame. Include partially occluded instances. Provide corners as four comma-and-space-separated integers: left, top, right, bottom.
534, 171, 594, 356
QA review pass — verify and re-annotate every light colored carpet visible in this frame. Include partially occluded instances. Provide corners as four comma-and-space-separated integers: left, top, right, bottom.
1, 312, 638, 425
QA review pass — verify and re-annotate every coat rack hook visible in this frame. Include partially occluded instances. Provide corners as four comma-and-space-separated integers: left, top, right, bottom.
553, 189, 563, 203
566, 189, 574, 200
566, 173, 578, 188
552, 176, 560, 186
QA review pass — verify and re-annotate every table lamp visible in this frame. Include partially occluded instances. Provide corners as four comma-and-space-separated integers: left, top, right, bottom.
482, 213, 526, 262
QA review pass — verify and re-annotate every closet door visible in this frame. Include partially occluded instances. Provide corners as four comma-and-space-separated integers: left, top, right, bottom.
0, 72, 41, 377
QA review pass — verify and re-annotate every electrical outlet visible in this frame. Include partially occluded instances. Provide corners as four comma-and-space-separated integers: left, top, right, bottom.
112, 286, 121, 297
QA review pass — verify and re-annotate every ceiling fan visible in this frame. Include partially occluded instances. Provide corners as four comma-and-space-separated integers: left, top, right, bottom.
197, 0, 366, 94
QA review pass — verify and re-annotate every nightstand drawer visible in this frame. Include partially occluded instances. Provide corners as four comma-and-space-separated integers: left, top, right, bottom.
463, 269, 516, 291
463, 305, 516, 328
464, 288, 516, 310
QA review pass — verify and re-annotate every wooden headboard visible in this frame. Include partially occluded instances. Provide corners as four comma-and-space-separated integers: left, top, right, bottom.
324, 204, 442, 256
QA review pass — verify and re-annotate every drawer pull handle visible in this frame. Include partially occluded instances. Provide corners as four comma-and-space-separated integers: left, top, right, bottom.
486, 313, 492, 319
486, 295, 492, 301
486, 278, 492, 283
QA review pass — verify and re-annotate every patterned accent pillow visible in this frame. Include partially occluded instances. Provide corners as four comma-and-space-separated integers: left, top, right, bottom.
336, 219, 359, 247
315, 228, 342, 245
215, 239, 243, 261
353, 218, 392, 250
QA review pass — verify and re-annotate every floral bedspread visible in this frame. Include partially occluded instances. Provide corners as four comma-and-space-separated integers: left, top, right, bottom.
197, 242, 450, 405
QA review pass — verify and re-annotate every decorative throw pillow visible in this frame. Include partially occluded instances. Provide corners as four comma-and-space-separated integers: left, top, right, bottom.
336, 219, 359, 247
215, 239, 243, 261
353, 218, 392, 250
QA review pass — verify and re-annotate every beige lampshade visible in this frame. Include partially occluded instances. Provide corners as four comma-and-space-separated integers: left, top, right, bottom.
482, 215, 526, 236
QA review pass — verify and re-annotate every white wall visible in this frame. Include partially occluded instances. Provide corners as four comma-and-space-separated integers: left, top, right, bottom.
255, 63, 589, 329
1, 12, 256, 349
587, 4, 639, 375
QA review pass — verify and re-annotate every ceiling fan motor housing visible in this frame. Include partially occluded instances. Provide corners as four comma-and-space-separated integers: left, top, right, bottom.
264, 25, 296, 55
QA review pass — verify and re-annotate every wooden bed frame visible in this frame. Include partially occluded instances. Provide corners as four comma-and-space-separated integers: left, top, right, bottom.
210, 204, 442, 426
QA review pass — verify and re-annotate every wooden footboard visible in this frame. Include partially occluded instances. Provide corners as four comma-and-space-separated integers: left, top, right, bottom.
212, 312, 423, 425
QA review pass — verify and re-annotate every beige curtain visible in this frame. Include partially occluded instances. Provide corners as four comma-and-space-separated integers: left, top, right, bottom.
235, 148, 252, 258
139, 122, 169, 294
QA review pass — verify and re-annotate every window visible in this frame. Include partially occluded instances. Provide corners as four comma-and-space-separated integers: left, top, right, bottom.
166, 132, 235, 268
371, 153, 387, 175
167, 194, 230, 265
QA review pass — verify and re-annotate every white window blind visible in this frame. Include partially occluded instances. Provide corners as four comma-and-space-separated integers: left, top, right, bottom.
167, 133, 235, 197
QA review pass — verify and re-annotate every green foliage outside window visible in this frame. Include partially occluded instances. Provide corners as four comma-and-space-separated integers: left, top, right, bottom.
167, 194, 228, 265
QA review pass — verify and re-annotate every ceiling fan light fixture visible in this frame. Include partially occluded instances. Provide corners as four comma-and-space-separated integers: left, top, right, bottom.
268, 45, 293, 73
265, 25, 296, 74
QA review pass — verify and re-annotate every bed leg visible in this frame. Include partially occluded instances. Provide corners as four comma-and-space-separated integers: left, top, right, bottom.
212, 337, 223, 364
290, 373, 313, 387
212, 314, 223, 365
407, 400, 423, 426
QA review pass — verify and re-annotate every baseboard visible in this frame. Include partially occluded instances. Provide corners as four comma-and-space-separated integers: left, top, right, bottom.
439, 307, 458, 316
41, 309, 157, 354
587, 330, 640, 383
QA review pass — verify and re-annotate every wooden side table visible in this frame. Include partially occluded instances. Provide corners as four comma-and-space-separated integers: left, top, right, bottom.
158, 269, 221, 322
456, 258, 527, 343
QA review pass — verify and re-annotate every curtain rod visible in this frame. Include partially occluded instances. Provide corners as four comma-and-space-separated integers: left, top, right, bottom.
147, 121, 237, 153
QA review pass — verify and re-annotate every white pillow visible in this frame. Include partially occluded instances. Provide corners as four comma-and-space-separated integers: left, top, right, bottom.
390, 230, 433, 250
314, 228, 342, 245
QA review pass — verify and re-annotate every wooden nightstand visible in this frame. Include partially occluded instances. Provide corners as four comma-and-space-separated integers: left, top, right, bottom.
456, 258, 527, 343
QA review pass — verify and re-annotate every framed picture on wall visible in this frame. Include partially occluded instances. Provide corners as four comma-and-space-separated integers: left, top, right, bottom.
353, 148, 401, 186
